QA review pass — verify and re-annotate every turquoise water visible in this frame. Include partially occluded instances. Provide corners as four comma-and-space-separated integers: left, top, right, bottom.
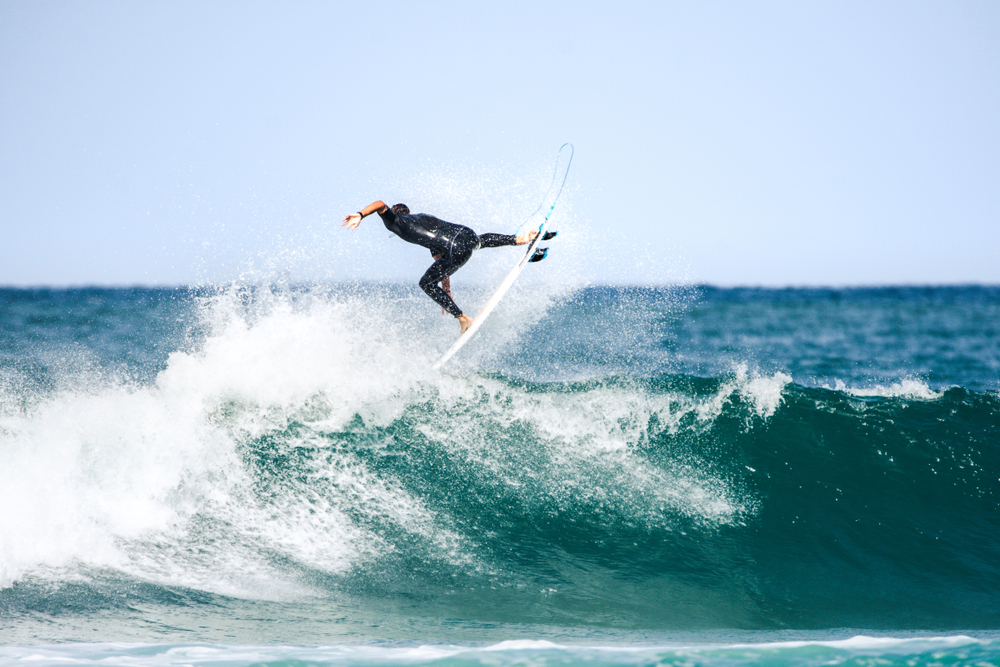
1, 284, 998, 663
3, 636, 1000, 667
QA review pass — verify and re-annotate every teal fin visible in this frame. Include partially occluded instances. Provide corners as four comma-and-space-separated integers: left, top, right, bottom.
529, 247, 549, 263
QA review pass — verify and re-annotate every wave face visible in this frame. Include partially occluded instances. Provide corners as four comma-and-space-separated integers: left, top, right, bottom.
1, 285, 999, 643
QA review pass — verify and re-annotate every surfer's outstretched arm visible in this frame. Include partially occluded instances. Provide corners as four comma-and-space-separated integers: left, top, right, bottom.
342, 201, 389, 230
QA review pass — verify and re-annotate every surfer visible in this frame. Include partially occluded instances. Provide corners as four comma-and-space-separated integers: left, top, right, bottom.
343, 201, 540, 334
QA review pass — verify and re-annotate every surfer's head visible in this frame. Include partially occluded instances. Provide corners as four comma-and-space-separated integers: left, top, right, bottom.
391, 203, 410, 215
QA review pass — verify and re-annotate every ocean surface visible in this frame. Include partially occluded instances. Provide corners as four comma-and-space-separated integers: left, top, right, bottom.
1, 283, 999, 665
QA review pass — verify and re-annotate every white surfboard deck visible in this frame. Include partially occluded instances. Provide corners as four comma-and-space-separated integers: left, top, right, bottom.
432, 144, 573, 371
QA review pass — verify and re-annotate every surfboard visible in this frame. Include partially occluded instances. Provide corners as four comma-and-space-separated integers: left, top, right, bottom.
432, 144, 574, 370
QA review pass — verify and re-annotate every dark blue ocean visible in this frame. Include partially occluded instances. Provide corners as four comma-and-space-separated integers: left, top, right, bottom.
1, 283, 999, 666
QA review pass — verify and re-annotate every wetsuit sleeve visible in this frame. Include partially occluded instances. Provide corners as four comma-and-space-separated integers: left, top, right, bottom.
378, 208, 396, 225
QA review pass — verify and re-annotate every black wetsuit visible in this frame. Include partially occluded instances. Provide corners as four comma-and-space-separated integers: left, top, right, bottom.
377, 208, 517, 317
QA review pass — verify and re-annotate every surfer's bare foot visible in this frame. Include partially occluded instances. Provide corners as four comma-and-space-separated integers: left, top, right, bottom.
458, 314, 473, 334
515, 230, 538, 245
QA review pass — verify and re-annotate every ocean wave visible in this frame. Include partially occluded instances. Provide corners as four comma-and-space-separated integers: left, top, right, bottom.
2, 285, 999, 633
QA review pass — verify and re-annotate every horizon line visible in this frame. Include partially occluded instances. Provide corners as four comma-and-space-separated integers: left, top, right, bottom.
2, 280, 999, 291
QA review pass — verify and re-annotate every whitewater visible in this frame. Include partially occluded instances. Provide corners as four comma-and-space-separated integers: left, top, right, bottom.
1, 279, 999, 664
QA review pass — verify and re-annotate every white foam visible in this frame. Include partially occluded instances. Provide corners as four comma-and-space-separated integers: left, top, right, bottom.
0, 280, 753, 595
724, 634, 981, 651
720, 364, 792, 419
830, 378, 942, 400
1, 635, 985, 667
0, 384, 196, 587
0, 284, 489, 593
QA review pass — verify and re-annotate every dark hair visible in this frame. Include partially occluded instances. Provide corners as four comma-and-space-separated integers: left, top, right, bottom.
391, 203, 410, 215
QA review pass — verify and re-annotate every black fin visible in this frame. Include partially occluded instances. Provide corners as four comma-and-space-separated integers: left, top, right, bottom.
529, 247, 549, 263
542, 230, 558, 241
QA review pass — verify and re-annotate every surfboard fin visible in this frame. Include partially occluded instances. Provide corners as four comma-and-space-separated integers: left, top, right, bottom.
542, 231, 558, 241
529, 247, 549, 263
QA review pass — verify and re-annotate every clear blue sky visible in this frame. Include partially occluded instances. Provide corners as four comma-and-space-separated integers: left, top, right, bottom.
2, 1, 998, 287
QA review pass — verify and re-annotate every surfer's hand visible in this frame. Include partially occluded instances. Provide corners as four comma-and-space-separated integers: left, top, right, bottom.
342, 213, 362, 230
